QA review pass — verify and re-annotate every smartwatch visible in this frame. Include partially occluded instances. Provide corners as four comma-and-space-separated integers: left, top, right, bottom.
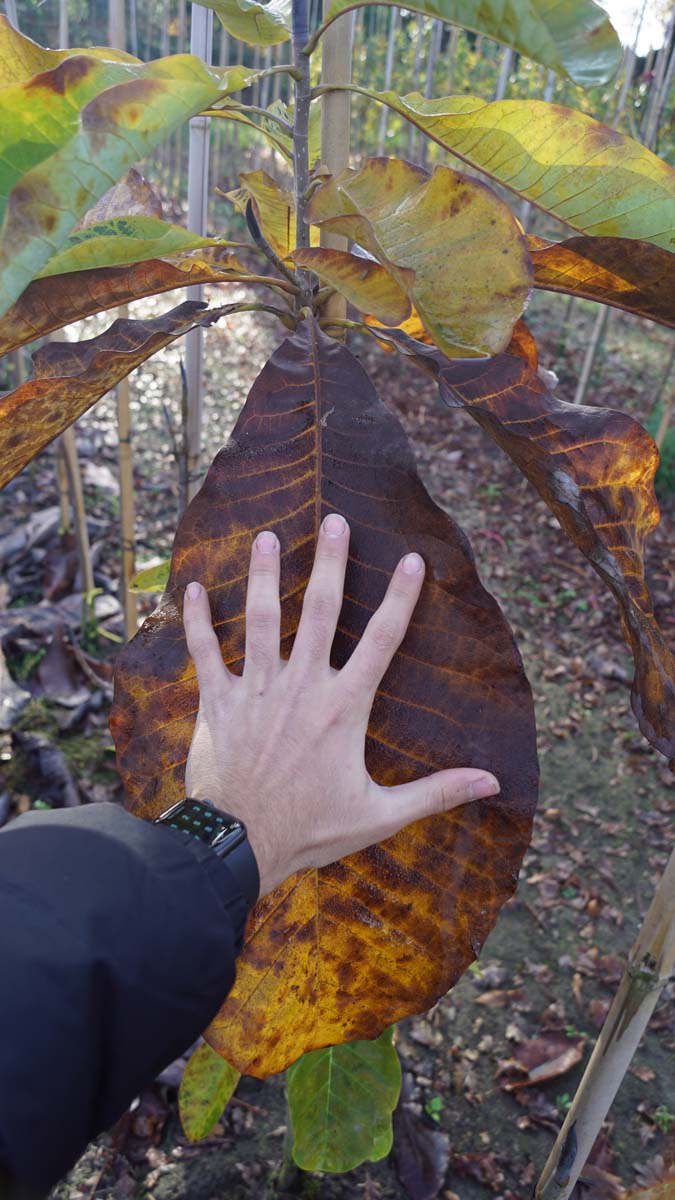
154, 798, 260, 909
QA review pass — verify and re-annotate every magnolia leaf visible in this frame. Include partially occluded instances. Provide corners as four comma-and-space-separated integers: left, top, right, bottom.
129, 560, 171, 594
395, 339, 675, 759
37, 218, 216, 279
293, 248, 412, 326
228, 169, 295, 257
209, 104, 293, 160
0, 12, 138, 85
78, 167, 163, 224
529, 236, 675, 329
178, 1042, 240, 1141
111, 320, 539, 1077
0, 248, 253, 356
310, 0, 620, 86
287, 1029, 401, 1172
0, 301, 240, 489
0, 45, 250, 316
305, 158, 531, 357
353, 94, 675, 251
199, 0, 291, 45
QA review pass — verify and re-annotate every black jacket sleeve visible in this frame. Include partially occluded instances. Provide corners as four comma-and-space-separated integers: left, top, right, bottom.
0, 802, 249, 1197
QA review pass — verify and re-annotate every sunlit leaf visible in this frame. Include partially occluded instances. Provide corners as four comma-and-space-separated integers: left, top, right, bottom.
309, 0, 621, 86
129, 560, 171, 594
111, 319, 539, 1076
0, 248, 253, 356
178, 1042, 240, 1141
228, 169, 295, 257
0, 12, 138, 85
37, 218, 215, 278
287, 1029, 401, 1172
199, 0, 291, 45
0, 38, 253, 316
304, 158, 531, 357
293, 247, 412, 326
0, 301, 240, 488
348, 94, 675, 250
529, 235, 675, 329
391, 336, 675, 760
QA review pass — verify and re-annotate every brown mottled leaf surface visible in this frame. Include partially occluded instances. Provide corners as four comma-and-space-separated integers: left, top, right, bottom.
529, 235, 675, 328
111, 320, 538, 1077
0, 301, 234, 488
0, 248, 251, 355
405, 346, 675, 760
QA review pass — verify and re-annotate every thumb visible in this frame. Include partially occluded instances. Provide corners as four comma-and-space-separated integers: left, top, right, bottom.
387, 767, 500, 827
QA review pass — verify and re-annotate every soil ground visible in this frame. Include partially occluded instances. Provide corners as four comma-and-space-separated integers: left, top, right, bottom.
1, 289, 674, 1200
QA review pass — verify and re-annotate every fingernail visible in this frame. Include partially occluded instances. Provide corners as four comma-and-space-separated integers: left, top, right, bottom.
186, 581, 202, 601
470, 774, 500, 800
401, 552, 424, 575
256, 531, 278, 554
323, 513, 347, 537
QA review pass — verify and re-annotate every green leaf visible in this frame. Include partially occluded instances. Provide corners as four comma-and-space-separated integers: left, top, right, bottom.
128, 559, 171, 594
287, 1029, 402, 1173
309, 0, 621, 87
179, 1042, 240, 1142
199, 0, 291, 45
38, 218, 216, 278
0, 36, 253, 318
345, 93, 675, 251
0, 12, 139, 85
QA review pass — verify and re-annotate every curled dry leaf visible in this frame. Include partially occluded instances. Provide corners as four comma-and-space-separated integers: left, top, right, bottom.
529, 235, 675, 329
0, 248, 252, 356
387, 335, 675, 761
111, 320, 539, 1077
0, 301, 238, 490
497, 1035, 584, 1091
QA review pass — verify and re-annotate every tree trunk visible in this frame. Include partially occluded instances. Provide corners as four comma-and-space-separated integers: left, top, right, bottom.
184, 4, 214, 505
446, 25, 459, 93
573, 306, 611, 406
58, 0, 68, 48
494, 45, 513, 101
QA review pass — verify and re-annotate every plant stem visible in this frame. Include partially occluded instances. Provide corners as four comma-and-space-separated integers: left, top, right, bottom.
292, 0, 313, 311
319, 0, 353, 332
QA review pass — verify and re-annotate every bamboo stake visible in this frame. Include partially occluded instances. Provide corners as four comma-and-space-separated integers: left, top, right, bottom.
655, 375, 675, 451
573, 306, 611, 406
58, 0, 68, 48
407, 14, 425, 161
184, 4, 214, 505
419, 20, 442, 168
535, 841, 675, 1200
108, 0, 139, 641
446, 25, 459, 93
318, 0, 354, 329
3, 0, 17, 28
377, 8, 398, 156
61, 427, 95, 600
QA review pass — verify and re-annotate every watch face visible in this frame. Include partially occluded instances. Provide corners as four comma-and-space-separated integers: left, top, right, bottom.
158, 799, 243, 846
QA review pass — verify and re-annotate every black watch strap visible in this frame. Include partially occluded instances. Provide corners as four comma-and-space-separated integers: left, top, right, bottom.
154, 798, 260, 910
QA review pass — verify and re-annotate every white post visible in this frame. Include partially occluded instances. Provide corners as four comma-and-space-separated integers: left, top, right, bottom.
184, 4, 214, 505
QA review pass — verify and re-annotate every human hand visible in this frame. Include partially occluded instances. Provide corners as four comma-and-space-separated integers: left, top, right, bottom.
182, 514, 500, 900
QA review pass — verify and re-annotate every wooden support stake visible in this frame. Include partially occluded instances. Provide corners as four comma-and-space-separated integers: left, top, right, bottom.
535, 840, 675, 1199
319, 0, 353, 329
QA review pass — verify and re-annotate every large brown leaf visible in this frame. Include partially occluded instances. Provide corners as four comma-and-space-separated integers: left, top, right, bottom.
0, 301, 236, 488
388, 338, 675, 760
0, 248, 254, 356
529, 235, 675, 328
110, 320, 538, 1076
